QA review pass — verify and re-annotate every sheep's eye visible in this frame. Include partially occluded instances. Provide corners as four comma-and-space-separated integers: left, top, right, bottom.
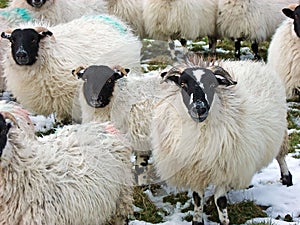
107, 79, 112, 83
180, 82, 187, 89
31, 38, 37, 43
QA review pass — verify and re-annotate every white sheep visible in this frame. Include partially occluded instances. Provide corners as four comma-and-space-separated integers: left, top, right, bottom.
142, 0, 218, 59
0, 7, 33, 92
1, 15, 142, 123
151, 53, 288, 224
8, 0, 109, 25
106, 0, 146, 38
73, 65, 162, 185
0, 107, 134, 225
217, 0, 297, 59
267, 4, 300, 99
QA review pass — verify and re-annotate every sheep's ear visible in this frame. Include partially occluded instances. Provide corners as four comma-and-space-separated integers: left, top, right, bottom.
0, 32, 11, 40
39, 30, 53, 39
1, 29, 13, 41
72, 66, 87, 79
161, 71, 180, 84
112, 71, 126, 80
282, 8, 295, 19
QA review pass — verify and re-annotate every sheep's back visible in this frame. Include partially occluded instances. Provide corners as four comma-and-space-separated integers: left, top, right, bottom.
267, 19, 300, 99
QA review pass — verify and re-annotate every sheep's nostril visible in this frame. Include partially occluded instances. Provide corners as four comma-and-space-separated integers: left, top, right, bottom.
16, 51, 27, 58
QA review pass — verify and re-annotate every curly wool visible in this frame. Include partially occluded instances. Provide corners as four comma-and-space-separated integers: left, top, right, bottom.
3, 16, 141, 122
0, 121, 133, 225
151, 60, 287, 191
267, 18, 300, 99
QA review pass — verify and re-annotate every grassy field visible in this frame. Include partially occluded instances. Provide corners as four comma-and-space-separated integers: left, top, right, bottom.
0, 0, 7, 8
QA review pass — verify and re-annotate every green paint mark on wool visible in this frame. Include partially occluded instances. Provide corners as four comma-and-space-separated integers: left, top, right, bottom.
0, 8, 32, 21
85, 15, 127, 34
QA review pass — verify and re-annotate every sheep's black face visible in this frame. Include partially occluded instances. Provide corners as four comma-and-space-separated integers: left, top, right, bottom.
163, 68, 218, 122
283, 5, 300, 38
78, 65, 126, 108
1, 28, 52, 66
26, 0, 47, 8
2, 29, 40, 65
0, 114, 11, 157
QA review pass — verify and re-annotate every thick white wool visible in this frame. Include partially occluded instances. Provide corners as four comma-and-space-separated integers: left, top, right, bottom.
0, 121, 133, 225
217, 0, 296, 42
106, 0, 145, 38
9, 0, 109, 25
151, 61, 287, 192
143, 0, 217, 40
268, 18, 300, 99
3, 16, 141, 122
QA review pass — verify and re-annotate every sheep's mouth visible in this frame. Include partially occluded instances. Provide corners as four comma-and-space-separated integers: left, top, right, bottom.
31, 2, 44, 8
189, 105, 209, 122
15, 56, 30, 65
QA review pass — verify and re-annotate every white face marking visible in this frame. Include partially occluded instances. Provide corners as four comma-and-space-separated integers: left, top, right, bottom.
192, 69, 205, 88
190, 93, 193, 104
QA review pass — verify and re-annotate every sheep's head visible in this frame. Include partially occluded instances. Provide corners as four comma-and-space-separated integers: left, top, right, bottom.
73, 65, 129, 108
1, 27, 53, 65
161, 63, 236, 122
0, 112, 18, 157
283, 4, 300, 38
26, 0, 48, 8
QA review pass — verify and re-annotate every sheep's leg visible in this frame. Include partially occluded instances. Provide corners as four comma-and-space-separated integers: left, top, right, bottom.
276, 130, 293, 186
214, 187, 230, 225
208, 35, 217, 55
134, 152, 150, 186
180, 38, 188, 55
251, 41, 261, 60
192, 191, 204, 225
234, 38, 242, 59
168, 38, 177, 60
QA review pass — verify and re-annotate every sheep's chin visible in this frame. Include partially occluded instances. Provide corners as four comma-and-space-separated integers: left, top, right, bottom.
189, 110, 208, 122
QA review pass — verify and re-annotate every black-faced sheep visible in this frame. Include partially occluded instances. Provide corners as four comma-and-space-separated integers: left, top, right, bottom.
217, 0, 297, 59
0, 7, 33, 92
267, 4, 300, 99
73, 65, 162, 185
151, 53, 289, 224
0, 108, 133, 225
1, 15, 141, 123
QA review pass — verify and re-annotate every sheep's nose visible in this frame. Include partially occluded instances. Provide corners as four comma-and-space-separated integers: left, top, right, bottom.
189, 100, 209, 122
15, 48, 29, 65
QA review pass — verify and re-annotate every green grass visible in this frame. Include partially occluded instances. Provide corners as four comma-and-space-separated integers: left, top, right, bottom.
0, 0, 8, 8
204, 196, 268, 224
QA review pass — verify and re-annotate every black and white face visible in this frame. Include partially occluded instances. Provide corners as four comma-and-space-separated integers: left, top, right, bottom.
1, 28, 52, 66
162, 67, 219, 122
283, 5, 300, 38
26, 0, 48, 8
0, 114, 11, 157
75, 65, 128, 108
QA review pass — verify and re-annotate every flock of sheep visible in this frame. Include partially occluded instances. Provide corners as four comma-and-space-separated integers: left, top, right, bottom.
0, 0, 299, 224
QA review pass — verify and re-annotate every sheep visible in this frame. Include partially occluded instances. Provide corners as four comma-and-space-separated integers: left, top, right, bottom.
142, 0, 218, 59
267, 4, 300, 100
0, 15, 142, 123
217, 0, 297, 59
105, 0, 146, 38
72, 64, 162, 186
8, 0, 109, 25
0, 107, 134, 225
150, 53, 289, 225
0, 7, 33, 92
